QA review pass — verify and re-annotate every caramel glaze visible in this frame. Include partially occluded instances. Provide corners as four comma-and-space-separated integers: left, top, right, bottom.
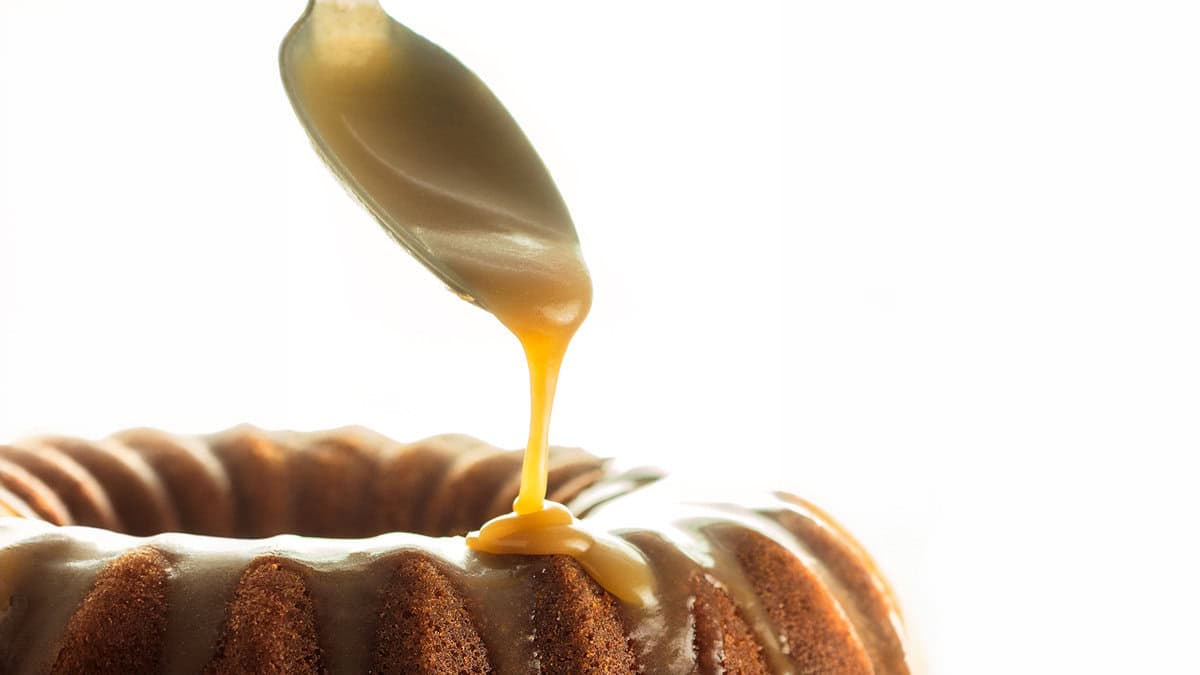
0, 428, 911, 674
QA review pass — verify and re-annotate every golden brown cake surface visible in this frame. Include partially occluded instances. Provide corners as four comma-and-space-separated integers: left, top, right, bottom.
0, 427, 911, 674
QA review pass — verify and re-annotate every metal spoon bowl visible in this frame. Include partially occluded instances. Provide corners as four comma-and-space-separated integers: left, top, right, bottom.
279, 0, 588, 316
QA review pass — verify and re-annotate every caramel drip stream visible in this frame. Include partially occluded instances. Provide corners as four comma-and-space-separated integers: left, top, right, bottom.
281, 1, 654, 605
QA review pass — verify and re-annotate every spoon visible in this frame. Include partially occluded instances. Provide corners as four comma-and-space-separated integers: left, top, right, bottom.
278, 0, 592, 339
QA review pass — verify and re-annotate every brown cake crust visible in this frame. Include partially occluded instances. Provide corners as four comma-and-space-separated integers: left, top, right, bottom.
774, 498, 910, 673
39, 436, 181, 535
690, 571, 769, 674
529, 556, 637, 674
372, 554, 491, 674
204, 557, 324, 674
209, 428, 294, 537
426, 450, 524, 536
0, 443, 121, 530
51, 547, 170, 674
0, 455, 72, 526
374, 435, 484, 535
724, 527, 875, 674
114, 429, 235, 536
291, 433, 380, 538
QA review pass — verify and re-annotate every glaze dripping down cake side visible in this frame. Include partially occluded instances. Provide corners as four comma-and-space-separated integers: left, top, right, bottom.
0, 427, 911, 674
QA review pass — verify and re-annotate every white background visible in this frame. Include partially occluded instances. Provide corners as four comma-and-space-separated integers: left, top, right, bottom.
2, 1, 1198, 673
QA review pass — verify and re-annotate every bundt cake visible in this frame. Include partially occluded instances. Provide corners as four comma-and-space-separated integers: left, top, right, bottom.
0, 426, 911, 674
